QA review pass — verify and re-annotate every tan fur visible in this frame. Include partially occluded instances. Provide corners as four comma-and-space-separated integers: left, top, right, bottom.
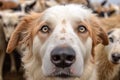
0, 1, 18, 10
94, 44, 120, 80
100, 15, 120, 31
6, 10, 108, 80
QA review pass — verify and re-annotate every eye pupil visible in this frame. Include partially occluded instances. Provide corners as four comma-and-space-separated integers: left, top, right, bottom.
40, 25, 50, 33
43, 27, 48, 31
78, 25, 87, 33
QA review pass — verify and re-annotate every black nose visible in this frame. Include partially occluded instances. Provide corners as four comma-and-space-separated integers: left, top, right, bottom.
111, 53, 120, 63
51, 46, 76, 68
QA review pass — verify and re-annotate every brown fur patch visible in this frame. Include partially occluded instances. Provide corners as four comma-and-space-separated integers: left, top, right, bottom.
95, 44, 120, 80
0, 1, 18, 10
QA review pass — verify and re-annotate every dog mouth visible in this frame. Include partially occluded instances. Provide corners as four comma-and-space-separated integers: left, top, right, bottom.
111, 60, 120, 64
54, 73, 72, 78
50, 68, 75, 78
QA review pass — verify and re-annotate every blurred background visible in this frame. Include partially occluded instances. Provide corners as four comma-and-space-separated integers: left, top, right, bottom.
0, 0, 119, 80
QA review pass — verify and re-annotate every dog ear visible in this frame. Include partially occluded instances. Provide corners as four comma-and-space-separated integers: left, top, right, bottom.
6, 12, 40, 53
90, 17, 109, 47
89, 16, 109, 60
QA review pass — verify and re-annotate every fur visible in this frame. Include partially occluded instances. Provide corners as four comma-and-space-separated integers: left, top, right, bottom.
6, 4, 108, 80
0, 1, 18, 10
100, 15, 120, 31
94, 28, 120, 80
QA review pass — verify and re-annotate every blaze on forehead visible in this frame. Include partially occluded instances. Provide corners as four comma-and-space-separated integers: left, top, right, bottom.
43, 4, 93, 21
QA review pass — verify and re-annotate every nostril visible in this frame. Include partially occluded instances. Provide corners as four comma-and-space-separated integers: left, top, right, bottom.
66, 55, 75, 62
112, 53, 120, 63
52, 55, 61, 62
112, 54, 116, 58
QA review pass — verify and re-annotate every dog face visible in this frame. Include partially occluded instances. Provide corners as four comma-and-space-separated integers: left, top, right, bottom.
0, 12, 25, 41
105, 28, 120, 64
20, 0, 36, 13
7, 5, 108, 79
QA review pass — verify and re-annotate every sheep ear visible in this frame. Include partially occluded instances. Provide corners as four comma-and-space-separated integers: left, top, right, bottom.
6, 12, 39, 53
101, 0, 108, 6
28, 1, 36, 9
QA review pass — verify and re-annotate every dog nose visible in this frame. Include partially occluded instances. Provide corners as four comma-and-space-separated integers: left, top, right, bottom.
111, 53, 120, 63
51, 46, 76, 68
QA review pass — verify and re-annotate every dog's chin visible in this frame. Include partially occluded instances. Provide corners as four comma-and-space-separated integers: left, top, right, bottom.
111, 60, 120, 64
49, 74, 76, 79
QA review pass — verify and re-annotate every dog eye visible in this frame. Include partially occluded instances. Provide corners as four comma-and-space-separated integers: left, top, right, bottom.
40, 25, 50, 33
109, 37, 113, 43
78, 25, 87, 33
3, 23, 7, 27
14, 24, 18, 28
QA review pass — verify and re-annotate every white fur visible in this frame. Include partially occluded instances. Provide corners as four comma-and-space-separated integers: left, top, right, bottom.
22, 4, 94, 80
105, 28, 120, 63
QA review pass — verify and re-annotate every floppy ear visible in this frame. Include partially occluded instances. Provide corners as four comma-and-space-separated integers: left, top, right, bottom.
89, 16, 109, 60
6, 13, 40, 53
91, 17, 109, 47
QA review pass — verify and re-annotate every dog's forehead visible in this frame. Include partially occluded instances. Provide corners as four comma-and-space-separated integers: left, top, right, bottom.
42, 4, 92, 23
108, 29, 120, 38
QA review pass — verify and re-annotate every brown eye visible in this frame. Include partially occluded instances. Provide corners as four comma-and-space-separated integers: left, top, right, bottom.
40, 25, 50, 33
78, 25, 87, 33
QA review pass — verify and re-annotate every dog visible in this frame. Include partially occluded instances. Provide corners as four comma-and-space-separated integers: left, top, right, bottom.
91, 0, 119, 18
7, 4, 108, 80
93, 28, 120, 80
